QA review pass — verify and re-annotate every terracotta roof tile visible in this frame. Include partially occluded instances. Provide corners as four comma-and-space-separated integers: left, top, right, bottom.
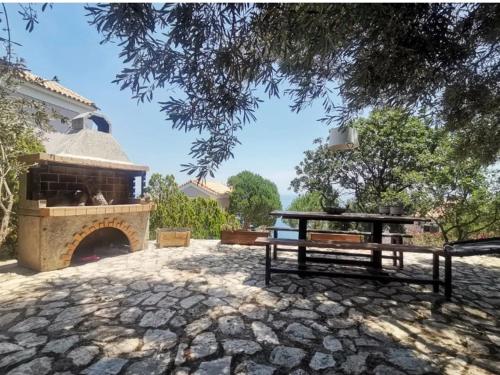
180, 179, 231, 196
21, 70, 97, 108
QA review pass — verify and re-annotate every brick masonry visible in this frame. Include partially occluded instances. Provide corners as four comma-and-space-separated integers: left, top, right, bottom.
17, 210, 151, 271
31, 164, 136, 205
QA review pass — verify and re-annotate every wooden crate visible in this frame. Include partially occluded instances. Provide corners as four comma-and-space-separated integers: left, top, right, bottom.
157, 228, 191, 247
220, 230, 269, 245
309, 232, 362, 243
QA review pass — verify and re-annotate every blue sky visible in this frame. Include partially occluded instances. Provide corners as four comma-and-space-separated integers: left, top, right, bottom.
7, 4, 335, 196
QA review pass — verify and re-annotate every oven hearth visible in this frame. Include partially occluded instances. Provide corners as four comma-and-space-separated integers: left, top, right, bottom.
17, 113, 153, 272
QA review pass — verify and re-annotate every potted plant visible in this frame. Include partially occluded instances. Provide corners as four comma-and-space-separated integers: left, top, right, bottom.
320, 189, 346, 214
378, 204, 390, 215
156, 227, 191, 247
381, 191, 410, 216
220, 223, 269, 245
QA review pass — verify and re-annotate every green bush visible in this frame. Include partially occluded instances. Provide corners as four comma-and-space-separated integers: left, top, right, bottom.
147, 174, 238, 239
285, 192, 325, 229
228, 171, 281, 228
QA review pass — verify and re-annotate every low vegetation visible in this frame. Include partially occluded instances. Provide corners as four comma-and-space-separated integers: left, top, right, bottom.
147, 174, 238, 239
0, 67, 49, 258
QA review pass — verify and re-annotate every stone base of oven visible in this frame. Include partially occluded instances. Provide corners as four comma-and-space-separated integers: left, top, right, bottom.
17, 209, 151, 272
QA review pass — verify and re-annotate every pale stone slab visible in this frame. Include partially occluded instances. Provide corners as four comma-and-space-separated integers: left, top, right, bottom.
9, 317, 49, 332
186, 317, 212, 337
269, 346, 306, 368
188, 332, 218, 360
125, 353, 171, 375
252, 321, 279, 345
194, 356, 232, 375
42, 335, 79, 354
323, 336, 343, 352
309, 352, 336, 370
67, 345, 99, 366
81, 358, 128, 375
218, 315, 244, 335
0, 342, 23, 355
223, 339, 262, 355
6, 356, 52, 375
143, 329, 178, 352
0, 348, 37, 368
139, 309, 174, 328
235, 360, 275, 375
180, 295, 205, 309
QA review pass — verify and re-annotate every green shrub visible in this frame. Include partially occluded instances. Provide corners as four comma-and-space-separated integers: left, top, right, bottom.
227, 171, 281, 228
147, 174, 238, 239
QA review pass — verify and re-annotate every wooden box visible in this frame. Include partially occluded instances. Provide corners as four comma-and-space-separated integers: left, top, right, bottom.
220, 230, 269, 246
157, 228, 191, 247
309, 232, 362, 243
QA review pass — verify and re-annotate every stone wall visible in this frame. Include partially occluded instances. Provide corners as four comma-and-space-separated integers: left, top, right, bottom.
30, 164, 135, 205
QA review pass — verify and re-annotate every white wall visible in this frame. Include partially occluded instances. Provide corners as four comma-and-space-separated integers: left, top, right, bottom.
180, 184, 229, 209
15, 82, 96, 133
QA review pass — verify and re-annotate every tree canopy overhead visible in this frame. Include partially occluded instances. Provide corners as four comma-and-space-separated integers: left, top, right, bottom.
2, 4, 497, 177
83, 3, 499, 177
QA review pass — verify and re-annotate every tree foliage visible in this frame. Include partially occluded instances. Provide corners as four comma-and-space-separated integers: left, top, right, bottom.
0, 66, 47, 252
291, 109, 435, 213
284, 192, 330, 230
147, 174, 238, 239
227, 171, 281, 228
81, 3, 499, 177
414, 139, 500, 242
292, 108, 500, 242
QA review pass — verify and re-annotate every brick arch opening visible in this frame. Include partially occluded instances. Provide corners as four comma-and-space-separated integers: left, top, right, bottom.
61, 218, 140, 267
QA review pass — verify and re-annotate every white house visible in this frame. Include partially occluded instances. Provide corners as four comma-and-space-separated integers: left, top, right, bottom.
15, 70, 98, 133
179, 179, 231, 209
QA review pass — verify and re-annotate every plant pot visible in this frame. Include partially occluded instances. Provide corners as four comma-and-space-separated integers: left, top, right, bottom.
220, 230, 269, 245
309, 232, 362, 243
322, 206, 347, 215
389, 205, 404, 216
378, 205, 390, 215
157, 228, 191, 247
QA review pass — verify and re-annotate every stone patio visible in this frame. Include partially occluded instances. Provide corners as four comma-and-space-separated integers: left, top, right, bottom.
0, 240, 499, 375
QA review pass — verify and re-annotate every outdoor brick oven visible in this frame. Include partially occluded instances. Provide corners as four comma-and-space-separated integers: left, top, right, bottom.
17, 112, 153, 272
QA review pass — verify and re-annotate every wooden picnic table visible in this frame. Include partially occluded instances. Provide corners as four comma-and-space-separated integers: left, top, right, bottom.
270, 210, 429, 271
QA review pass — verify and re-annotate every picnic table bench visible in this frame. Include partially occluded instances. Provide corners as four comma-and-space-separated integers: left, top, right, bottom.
438, 237, 500, 299
266, 226, 413, 267
255, 237, 442, 293
256, 236, 500, 300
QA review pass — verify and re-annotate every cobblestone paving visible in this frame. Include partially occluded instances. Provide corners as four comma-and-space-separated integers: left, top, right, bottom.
0, 240, 499, 374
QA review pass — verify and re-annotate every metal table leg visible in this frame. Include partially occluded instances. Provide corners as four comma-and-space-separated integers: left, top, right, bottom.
371, 221, 383, 270
298, 218, 307, 271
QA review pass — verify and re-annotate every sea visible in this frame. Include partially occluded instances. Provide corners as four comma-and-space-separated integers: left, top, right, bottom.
275, 194, 299, 239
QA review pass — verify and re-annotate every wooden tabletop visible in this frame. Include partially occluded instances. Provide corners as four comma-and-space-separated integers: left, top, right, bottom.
270, 210, 428, 224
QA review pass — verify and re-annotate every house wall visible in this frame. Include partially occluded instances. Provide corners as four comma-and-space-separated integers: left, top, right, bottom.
15, 83, 96, 133
180, 184, 230, 209
181, 185, 213, 199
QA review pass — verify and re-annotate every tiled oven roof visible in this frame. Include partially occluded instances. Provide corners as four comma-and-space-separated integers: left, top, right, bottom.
43, 129, 130, 164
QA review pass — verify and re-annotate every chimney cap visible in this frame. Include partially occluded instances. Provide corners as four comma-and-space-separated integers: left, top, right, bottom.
71, 111, 112, 134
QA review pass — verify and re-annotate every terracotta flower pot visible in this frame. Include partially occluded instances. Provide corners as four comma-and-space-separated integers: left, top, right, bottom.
378, 205, 390, 215
157, 228, 191, 247
389, 205, 404, 216
220, 230, 269, 245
